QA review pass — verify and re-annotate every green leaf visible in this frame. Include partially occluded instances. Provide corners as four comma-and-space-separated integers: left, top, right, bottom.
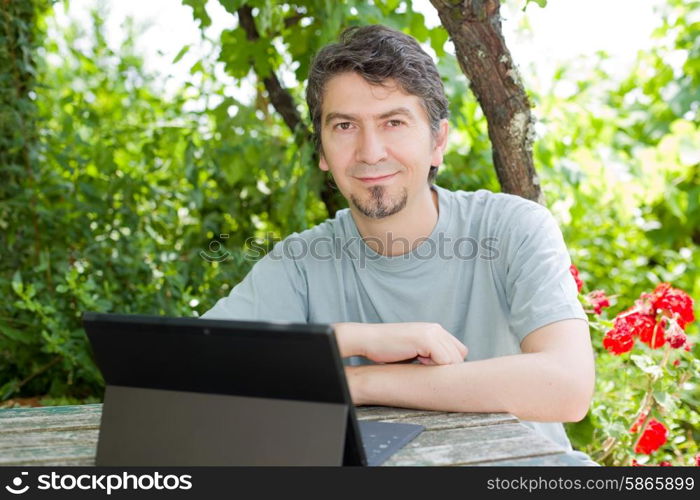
220, 29, 254, 79
189, 60, 204, 75
429, 27, 449, 58
219, 0, 247, 15
408, 12, 429, 43
172, 44, 190, 64
653, 391, 678, 413
182, 0, 211, 29
523, 0, 547, 10
631, 354, 663, 379
606, 421, 628, 439
11, 270, 23, 295
0, 321, 34, 344
375, 0, 402, 15
0, 380, 20, 401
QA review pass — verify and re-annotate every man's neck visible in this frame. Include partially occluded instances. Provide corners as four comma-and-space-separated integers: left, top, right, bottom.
350, 186, 439, 257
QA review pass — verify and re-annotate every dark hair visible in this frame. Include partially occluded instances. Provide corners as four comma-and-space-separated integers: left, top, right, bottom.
306, 25, 449, 184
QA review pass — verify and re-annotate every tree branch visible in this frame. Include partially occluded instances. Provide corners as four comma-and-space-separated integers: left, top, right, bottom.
236, 5, 343, 216
237, 5, 305, 134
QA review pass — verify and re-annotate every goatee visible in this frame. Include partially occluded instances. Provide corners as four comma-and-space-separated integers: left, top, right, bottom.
350, 186, 408, 219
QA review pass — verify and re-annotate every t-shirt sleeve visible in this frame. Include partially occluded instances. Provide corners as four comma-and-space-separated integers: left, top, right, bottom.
200, 239, 308, 322
504, 204, 588, 343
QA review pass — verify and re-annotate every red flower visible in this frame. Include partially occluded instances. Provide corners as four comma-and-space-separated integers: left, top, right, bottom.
695, 454, 700, 466
666, 325, 687, 349
615, 312, 665, 349
631, 459, 643, 466
614, 312, 666, 348
634, 292, 657, 317
640, 320, 666, 349
569, 264, 583, 293
651, 283, 695, 328
587, 290, 611, 315
634, 419, 668, 455
603, 327, 635, 355
629, 411, 648, 433
658, 461, 672, 466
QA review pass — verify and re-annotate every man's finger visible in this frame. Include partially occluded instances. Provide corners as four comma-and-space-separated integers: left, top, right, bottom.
450, 335, 468, 359
440, 337, 464, 364
434, 341, 456, 365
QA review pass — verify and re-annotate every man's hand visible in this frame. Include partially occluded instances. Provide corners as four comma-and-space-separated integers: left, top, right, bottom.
333, 322, 467, 365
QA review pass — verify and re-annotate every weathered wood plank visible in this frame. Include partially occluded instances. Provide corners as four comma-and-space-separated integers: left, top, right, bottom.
397, 422, 545, 449
384, 423, 564, 466
1, 405, 515, 432
0, 415, 101, 434
356, 406, 513, 426
476, 452, 596, 466
0, 429, 99, 450
0, 404, 102, 433
0, 445, 97, 466
0, 404, 102, 420
20, 457, 96, 466
377, 412, 518, 431
356, 406, 441, 420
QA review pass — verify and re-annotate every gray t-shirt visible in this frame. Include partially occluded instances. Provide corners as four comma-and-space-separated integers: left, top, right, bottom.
202, 184, 589, 454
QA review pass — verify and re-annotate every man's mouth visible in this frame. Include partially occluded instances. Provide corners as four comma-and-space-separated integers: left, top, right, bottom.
355, 172, 398, 183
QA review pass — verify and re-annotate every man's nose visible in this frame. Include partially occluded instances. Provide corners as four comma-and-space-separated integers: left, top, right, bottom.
355, 127, 388, 165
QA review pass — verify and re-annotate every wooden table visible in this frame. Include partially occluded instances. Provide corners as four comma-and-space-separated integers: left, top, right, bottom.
0, 404, 589, 466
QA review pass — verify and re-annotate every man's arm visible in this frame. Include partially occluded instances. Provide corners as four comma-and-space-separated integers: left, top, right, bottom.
338, 319, 595, 423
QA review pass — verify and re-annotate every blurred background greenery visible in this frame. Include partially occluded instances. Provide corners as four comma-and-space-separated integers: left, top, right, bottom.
1, 0, 698, 462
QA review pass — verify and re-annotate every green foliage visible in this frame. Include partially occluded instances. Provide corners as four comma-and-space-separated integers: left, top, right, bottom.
0, 7, 257, 400
528, 0, 700, 464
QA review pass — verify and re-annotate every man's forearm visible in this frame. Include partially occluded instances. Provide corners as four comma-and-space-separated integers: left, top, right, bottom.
348, 352, 591, 422
332, 322, 368, 358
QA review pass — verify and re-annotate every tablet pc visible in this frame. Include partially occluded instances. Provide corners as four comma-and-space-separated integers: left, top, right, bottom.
82, 312, 422, 466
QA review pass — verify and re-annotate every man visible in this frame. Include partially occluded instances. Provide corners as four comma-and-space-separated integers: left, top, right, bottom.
202, 25, 595, 462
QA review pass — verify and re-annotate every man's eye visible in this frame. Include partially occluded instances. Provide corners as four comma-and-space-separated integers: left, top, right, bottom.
335, 122, 352, 130
388, 119, 404, 127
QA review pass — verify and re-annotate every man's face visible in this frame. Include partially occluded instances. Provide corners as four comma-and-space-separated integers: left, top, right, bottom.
319, 72, 448, 219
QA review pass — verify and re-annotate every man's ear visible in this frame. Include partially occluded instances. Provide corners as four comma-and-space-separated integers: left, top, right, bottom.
430, 119, 449, 167
319, 148, 329, 172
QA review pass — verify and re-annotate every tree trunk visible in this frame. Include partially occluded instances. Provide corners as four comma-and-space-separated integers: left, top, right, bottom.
430, 0, 544, 204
